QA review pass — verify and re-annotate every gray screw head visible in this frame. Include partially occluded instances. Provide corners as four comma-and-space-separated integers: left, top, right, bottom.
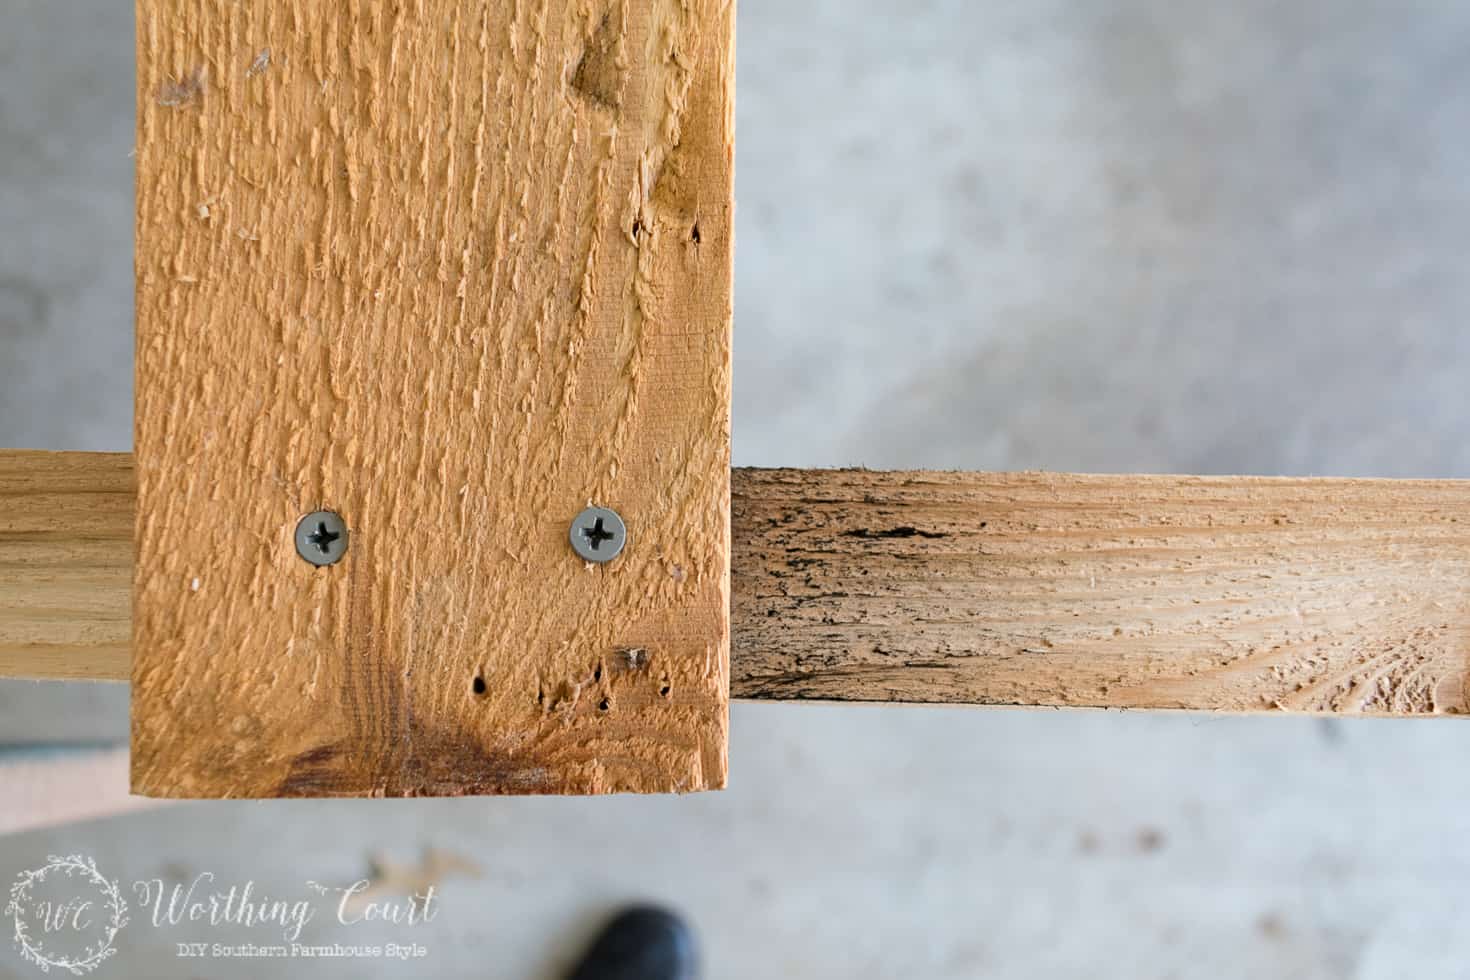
295, 510, 349, 567
570, 506, 627, 563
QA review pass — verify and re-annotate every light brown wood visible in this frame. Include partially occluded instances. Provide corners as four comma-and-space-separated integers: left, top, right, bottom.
0, 452, 132, 682
733, 469, 1470, 714
6, 456, 1468, 717
132, 0, 734, 797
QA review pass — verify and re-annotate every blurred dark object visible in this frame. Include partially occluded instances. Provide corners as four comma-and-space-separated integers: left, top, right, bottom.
566, 906, 699, 980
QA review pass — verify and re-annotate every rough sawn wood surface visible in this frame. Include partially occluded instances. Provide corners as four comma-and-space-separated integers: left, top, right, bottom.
132, 0, 736, 797
733, 469, 1470, 715
7, 455, 1468, 719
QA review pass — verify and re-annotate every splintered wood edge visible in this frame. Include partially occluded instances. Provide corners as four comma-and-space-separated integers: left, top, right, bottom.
6, 453, 1469, 717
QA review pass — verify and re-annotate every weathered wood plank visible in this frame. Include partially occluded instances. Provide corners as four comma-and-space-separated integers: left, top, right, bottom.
5, 455, 1468, 717
132, 0, 735, 797
733, 469, 1470, 715
0, 452, 132, 682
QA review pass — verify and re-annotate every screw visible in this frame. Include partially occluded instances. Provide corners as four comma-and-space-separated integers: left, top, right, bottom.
570, 506, 627, 563
295, 510, 349, 567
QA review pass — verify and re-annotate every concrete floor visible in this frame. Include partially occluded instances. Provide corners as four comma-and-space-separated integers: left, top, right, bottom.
3, 0, 1470, 976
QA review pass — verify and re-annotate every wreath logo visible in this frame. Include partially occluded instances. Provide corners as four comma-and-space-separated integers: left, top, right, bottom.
6, 855, 128, 975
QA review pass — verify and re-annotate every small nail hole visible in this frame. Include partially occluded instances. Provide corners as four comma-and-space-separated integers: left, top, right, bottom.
659, 684, 671, 697
472, 676, 487, 696
598, 697, 611, 712
690, 223, 701, 244
593, 664, 602, 682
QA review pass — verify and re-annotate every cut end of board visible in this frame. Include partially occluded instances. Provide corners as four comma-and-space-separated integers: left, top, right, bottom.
130, 0, 735, 798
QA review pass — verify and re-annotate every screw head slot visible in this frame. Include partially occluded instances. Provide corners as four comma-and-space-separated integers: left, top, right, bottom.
295, 511, 350, 567
570, 507, 627, 563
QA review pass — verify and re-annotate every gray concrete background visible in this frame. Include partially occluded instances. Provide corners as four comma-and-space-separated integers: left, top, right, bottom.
3, 0, 1470, 977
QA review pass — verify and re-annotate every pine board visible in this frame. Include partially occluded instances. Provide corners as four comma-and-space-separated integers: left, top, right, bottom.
7, 455, 1469, 718
0, 452, 132, 682
732, 469, 1470, 714
131, 0, 735, 797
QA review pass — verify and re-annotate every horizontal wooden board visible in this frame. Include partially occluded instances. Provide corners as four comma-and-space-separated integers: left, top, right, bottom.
733, 469, 1470, 714
5, 454, 1468, 717
132, 0, 734, 797
0, 452, 132, 681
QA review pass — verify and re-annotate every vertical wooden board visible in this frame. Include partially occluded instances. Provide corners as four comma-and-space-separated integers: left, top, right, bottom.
133, 0, 734, 797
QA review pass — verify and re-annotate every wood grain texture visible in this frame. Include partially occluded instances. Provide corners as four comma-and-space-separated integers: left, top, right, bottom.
733, 469, 1470, 715
133, 0, 734, 797
0, 452, 132, 682
6, 456, 1469, 718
